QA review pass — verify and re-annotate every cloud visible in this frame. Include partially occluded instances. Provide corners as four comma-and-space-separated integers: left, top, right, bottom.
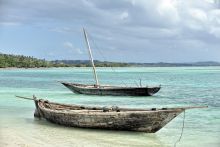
1, 0, 219, 36
0, 22, 21, 26
0, 0, 220, 62
63, 41, 83, 54
50, 27, 73, 33
63, 42, 73, 48
120, 11, 129, 20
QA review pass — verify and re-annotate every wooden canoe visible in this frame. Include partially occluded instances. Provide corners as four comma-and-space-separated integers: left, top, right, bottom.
61, 82, 161, 96
31, 97, 206, 133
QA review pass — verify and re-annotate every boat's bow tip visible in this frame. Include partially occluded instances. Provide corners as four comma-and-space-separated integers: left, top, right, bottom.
56, 80, 64, 83
57, 81, 68, 85
59, 81, 72, 87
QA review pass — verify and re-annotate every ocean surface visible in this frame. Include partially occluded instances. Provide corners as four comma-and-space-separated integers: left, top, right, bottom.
0, 67, 219, 147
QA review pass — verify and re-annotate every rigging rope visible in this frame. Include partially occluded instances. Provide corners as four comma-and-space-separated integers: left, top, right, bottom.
174, 110, 186, 147
88, 33, 147, 87
87, 32, 128, 87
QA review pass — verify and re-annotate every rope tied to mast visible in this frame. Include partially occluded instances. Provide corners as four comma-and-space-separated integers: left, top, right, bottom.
87, 31, 128, 87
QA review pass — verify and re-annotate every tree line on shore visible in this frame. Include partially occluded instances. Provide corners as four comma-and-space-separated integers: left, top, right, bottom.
0, 54, 52, 68
1, 53, 219, 68
0, 54, 130, 68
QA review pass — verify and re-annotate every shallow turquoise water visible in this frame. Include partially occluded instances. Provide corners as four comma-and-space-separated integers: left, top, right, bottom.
0, 67, 219, 147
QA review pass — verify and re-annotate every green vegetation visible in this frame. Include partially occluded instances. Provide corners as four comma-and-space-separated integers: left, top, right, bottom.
52, 60, 130, 67
1, 53, 219, 68
0, 54, 55, 68
0, 54, 130, 68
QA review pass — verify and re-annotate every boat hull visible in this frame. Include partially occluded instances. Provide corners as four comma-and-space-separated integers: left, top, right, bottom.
35, 99, 183, 133
61, 82, 161, 96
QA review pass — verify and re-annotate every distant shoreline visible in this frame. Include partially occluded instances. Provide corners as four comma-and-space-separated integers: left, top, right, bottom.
1, 53, 220, 68
1, 65, 220, 70
0, 67, 51, 70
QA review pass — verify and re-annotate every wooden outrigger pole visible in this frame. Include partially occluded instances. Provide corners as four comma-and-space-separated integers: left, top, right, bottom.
15, 95, 208, 111
83, 28, 99, 86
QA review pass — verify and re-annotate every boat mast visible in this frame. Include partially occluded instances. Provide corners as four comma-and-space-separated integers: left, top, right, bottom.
83, 28, 99, 86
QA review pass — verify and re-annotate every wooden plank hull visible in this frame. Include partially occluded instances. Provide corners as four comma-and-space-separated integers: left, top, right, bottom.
35, 99, 184, 133
61, 82, 161, 96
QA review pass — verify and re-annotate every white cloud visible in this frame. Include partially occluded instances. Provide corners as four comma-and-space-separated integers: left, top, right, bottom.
50, 27, 73, 33
189, 9, 207, 23
209, 9, 220, 25
63, 42, 83, 54
1, 0, 220, 62
157, 0, 180, 24
63, 42, 73, 48
210, 27, 220, 37
120, 11, 129, 20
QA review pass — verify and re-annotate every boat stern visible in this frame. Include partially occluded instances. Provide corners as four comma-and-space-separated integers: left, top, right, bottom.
147, 86, 161, 96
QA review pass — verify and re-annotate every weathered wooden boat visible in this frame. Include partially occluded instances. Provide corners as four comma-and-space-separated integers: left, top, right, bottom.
61, 29, 161, 96
61, 82, 161, 96
16, 96, 207, 133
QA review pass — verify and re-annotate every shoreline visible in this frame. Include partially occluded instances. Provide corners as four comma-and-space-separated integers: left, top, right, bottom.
1, 66, 220, 70
0, 67, 54, 70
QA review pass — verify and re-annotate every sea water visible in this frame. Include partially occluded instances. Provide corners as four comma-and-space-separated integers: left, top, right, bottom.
0, 67, 219, 147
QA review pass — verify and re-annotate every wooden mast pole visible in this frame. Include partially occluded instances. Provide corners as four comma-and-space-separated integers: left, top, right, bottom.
83, 28, 99, 86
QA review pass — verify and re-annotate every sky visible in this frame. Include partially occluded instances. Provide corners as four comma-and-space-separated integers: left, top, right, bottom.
0, 0, 220, 63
